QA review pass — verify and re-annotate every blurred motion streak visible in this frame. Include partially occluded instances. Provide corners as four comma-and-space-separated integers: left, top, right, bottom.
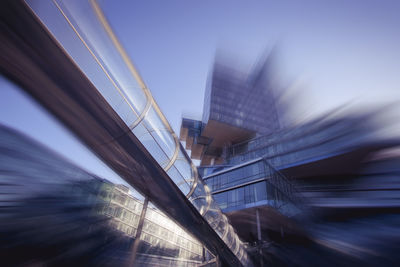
0, 125, 205, 266
1, 0, 400, 267
181, 50, 400, 266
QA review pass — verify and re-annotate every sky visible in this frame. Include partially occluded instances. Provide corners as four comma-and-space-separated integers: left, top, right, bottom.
1, 0, 400, 180
101, 0, 400, 132
0, 77, 129, 186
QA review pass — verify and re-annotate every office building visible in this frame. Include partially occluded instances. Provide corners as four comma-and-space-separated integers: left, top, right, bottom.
180, 55, 400, 266
181, 53, 281, 166
0, 124, 208, 266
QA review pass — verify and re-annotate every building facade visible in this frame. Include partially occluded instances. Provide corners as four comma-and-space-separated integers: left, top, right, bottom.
181, 53, 281, 166
0, 124, 205, 267
180, 53, 400, 267
88, 180, 204, 263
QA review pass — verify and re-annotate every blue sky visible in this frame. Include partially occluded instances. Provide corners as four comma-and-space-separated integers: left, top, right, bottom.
0, 77, 128, 185
101, 0, 400, 132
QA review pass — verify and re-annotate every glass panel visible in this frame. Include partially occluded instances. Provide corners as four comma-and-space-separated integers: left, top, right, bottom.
167, 166, 191, 196
142, 107, 176, 161
138, 202, 204, 266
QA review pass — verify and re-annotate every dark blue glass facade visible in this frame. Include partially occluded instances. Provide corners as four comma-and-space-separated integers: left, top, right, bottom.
203, 160, 300, 215
202, 61, 281, 134
213, 181, 268, 211
225, 115, 374, 168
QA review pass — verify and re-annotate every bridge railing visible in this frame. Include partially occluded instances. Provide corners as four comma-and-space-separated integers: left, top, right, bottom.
25, 0, 251, 265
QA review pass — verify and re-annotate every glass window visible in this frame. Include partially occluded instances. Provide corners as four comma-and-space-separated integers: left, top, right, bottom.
236, 187, 244, 207
255, 182, 267, 202
244, 185, 255, 204
214, 192, 227, 209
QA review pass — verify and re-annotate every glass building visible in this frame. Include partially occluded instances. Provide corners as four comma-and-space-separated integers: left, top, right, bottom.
203, 56, 281, 135
0, 124, 206, 266
181, 53, 281, 166
2, 0, 400, 266
179, 36, 400, 266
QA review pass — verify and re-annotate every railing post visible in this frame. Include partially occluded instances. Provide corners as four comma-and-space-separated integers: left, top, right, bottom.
128, 197, 149, 267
